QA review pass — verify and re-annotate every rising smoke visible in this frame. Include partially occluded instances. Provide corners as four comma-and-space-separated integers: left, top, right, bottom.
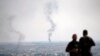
8, 16, 25, 56
8, 16, 24, 43
45, 0, 58, 42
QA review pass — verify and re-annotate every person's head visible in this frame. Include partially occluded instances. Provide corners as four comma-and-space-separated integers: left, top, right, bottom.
72, 34, 77, 41
83, 29, 88, 36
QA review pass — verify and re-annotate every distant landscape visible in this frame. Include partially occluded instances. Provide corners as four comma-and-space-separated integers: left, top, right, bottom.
0, 42, 100, 56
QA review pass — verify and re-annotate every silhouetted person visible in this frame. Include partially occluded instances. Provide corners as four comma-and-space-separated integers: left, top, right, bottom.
79, 29, 95, 56
66, 34, 80, 56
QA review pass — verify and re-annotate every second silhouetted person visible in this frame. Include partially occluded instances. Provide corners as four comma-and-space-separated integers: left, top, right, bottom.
79, 29, 95, 56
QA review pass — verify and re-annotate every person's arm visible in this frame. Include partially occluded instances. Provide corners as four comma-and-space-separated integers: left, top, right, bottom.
65, 42, 71, 52
90, 38, 95, 46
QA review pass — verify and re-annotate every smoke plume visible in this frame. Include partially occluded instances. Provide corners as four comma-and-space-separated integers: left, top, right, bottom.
9, 16, 24, 42
45, 0, 58, 42
8, 16, 25, 56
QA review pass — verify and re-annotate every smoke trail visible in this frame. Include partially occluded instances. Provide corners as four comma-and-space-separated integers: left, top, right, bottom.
45, 0, 58, 42
9, 16, 24, 41
8, 16, 24, 56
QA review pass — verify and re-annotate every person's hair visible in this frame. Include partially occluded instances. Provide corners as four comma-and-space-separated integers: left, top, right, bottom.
83, 29, 88, 36
72, 34, 77, 40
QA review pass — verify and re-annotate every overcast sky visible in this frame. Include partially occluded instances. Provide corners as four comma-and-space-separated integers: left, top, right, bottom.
0, 0, 100, 43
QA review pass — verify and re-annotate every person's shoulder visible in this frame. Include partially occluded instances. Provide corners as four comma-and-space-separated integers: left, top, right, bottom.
69, 41, 73, 43
76, 41, 79, 44
68, 41, 72, 44
86, 36, 92, 39
86, 36, 94, 42
80, 37, 84, 40
67, 41, 73, 46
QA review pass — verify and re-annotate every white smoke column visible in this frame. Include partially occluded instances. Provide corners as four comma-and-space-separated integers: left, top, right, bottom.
8, 16, 24, 56
45, 0, 58, 42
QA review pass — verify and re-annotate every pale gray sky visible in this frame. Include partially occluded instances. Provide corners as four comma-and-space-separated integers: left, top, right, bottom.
0, 0, 100, 42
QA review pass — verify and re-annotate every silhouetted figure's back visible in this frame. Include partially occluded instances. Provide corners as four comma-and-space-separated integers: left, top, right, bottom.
79, 29, 95, 56
66, 34, 80, 56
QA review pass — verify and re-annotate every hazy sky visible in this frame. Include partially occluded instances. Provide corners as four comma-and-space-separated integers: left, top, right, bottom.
0, 0, 100, 43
